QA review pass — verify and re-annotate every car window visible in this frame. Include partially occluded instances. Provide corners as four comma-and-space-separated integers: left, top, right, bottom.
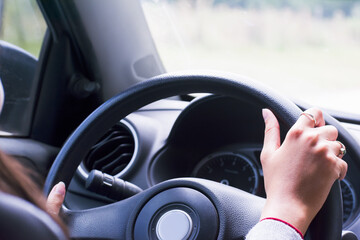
0, 0, 46, 57
141, 0, 360, 115
0, 0, 46, 136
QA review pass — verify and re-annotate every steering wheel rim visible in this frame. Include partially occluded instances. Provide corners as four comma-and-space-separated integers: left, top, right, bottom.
44, 71, 344, 239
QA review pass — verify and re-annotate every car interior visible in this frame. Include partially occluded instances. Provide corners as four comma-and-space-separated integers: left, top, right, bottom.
0, 0, 360, 239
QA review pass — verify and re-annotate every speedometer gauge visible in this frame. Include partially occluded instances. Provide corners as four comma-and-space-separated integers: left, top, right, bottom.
193, 152, 259, 194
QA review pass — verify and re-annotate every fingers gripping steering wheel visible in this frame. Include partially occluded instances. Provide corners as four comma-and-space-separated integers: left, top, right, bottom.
44, 72, 349, 239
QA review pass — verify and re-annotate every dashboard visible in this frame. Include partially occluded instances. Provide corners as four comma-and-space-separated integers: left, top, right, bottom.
65, 95, 360, 232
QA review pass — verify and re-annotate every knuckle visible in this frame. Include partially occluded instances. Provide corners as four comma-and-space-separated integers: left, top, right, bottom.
260, 151, 268, 164
326, 125, 338, 139
322, 154, 337, 171
337, 160, 348, 180
265, 125, 280, 135
288, 127, 303, 139
307, 107, 324, 125
315, 142, 329, 155
303, 131, 320, 146
339, 160, 348, 172
309, 107, 322, 118
328, 125, 338, 135
54, 198, 63, 205
48, 198, 61, 206
325, 153, 337, 164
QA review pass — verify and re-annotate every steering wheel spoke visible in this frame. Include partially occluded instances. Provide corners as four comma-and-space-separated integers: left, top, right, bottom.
64, 178, 266, 240
63, 195, 138, 239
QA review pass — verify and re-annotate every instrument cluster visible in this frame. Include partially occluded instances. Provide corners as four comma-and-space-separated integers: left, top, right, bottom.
193, 149, 357, 225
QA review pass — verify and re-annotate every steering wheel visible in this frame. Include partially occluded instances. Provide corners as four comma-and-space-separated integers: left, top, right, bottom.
44, 71, 354, 239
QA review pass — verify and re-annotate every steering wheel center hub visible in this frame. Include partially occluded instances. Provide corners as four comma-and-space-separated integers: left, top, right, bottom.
133, 187, 218, 240
156, 209, 193, 240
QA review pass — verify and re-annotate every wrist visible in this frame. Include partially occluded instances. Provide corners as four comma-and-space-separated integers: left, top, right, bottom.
260, 217, 304, 239
261, 199, 313, 235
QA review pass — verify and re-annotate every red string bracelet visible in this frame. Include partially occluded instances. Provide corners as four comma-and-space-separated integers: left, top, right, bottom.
260, 217, 304, 239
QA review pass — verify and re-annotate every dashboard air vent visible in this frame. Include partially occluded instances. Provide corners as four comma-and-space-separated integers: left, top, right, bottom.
83, 122, 135, 176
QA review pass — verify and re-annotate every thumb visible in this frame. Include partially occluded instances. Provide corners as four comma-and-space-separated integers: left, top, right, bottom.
46, 181, 66, 216
261, 109, 281, 160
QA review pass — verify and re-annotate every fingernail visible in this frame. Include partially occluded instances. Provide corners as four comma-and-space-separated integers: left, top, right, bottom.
262, 109, 269, 121
55, 182, 66, 196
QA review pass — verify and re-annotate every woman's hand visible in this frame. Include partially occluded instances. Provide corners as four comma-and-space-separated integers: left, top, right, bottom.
260, 108, 347, 235
46, 182, 66, 216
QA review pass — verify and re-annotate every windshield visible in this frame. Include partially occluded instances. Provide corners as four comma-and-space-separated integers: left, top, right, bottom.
142, 0, 360, 114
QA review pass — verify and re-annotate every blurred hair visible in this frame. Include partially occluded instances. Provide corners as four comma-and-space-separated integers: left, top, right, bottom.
0, 151, 68, 237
